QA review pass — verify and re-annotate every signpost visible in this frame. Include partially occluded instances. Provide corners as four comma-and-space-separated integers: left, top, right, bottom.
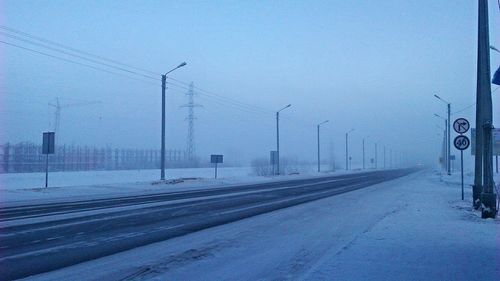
210, 154, 223, 179
42, 132, 55, 188
453, 119, 470, 200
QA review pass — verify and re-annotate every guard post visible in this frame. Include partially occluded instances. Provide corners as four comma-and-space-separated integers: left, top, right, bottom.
42, 132, 55, 188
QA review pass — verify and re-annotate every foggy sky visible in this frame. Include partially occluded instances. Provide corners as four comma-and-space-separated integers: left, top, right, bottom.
1, 0, 499, 167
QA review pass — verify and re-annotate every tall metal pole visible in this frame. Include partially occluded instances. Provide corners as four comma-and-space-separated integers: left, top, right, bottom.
362, 138, 365, 170
447, 103, 451, 175
317, 125, 321, 172
375, 142, 378, 169
461, 150, 464, 200
275, 104, 291, 176
276, 111, 280, 175
161, 74, 166, 180
317, 120, 329, 172
160, 62, 186, 181
45, 153, 49, 188
477, 0, 495, 218
345, 133, 348, 170
444, 119, 449, 171
383, 145, 386, 169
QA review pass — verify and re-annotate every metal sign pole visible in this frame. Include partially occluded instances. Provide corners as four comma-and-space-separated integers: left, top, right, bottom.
215, 162, 218, 179
45, 153, 49, 188
461, 150, 464, 200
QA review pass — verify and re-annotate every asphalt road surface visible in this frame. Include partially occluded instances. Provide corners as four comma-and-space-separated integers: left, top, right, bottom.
0, 168, 417, 280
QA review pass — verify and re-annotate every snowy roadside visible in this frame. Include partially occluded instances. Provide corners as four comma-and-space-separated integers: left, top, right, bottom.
25, 170, 500, 281
0, 166, 363, 206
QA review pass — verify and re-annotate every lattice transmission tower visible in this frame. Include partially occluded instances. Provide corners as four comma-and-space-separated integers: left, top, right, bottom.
181, 82, 202, 161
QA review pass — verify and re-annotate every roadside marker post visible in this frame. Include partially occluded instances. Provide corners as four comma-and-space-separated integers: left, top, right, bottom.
453, 118, 470, 200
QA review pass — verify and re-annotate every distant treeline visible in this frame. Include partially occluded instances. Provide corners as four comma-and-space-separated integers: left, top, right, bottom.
0, 142, 200, 173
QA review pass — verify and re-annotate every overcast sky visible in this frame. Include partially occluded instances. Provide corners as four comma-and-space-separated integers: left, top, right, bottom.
1, 0, 499, 167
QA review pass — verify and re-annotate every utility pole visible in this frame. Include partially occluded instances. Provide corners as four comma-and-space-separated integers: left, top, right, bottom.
160, 62, 187, 181
345, 133, 348, 170
161, 74, 166, 180
434, 95, 451, 175
447, 103, 451, 175
362, 136, 369, 170
317, 120, 329, 172
383, 145, 386, 169
345, 129, 354, 170
276, 104, 291, 175
476, 0, 496, 218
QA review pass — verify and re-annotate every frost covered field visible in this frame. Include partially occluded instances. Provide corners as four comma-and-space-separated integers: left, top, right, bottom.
0, 165, 343, 204
26, 170, 500, 281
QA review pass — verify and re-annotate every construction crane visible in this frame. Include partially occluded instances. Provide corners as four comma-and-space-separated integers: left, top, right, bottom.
48, 97, 101, 141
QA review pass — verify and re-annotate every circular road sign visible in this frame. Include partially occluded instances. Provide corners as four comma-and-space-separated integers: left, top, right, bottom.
454, 135, 470, 150
453, 118, 470, 134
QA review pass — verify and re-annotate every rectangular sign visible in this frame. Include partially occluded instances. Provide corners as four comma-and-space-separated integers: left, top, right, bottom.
42, 132, 55, 154
471, 128, 500, 156
210, 154, 223, 164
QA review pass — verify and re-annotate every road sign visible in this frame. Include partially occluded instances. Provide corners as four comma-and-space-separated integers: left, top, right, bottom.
210, 155, 223, 164
42, 132, 55, 154
454, 135, 470, 151
210, 154, 223, 179
42, 132, 55, 188
453, 118, 470, 134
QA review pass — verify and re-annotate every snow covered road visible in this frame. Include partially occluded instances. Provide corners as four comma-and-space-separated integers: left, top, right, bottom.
22, 169, 500, 281
0, 169, 415, 280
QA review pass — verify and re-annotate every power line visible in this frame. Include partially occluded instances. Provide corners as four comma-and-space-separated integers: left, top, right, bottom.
0, 40, 161, 87
1, 26, 314, 127
0, 25, 160, 76
167, 77, 273, 114
0, 31, 158, 80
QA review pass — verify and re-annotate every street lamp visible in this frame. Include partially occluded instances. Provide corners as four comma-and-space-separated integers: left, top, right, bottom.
383, 145, 386, 169
362, 136, 369, 170
434, 113, 448, 173
317, 120, 329, 172
345, 129, 355, 170
434, 94, 451, 175
276, 104, 291, 175
374, 141, 380, 169
160, 62, 187, 180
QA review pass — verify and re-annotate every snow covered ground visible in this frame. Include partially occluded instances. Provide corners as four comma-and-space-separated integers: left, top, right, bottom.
0, 165, 354, 205
24, 170, 500, 281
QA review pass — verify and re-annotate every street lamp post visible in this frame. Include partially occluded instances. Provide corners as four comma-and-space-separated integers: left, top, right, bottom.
434, 94, 451, 175
345, 129, 355, 170
362, 136, 369, 170
434, 113, 448, 172
383, 145, 386, 169
276, 104, 291, 175
317, 120, 329, 172
160, 62, 187, 180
